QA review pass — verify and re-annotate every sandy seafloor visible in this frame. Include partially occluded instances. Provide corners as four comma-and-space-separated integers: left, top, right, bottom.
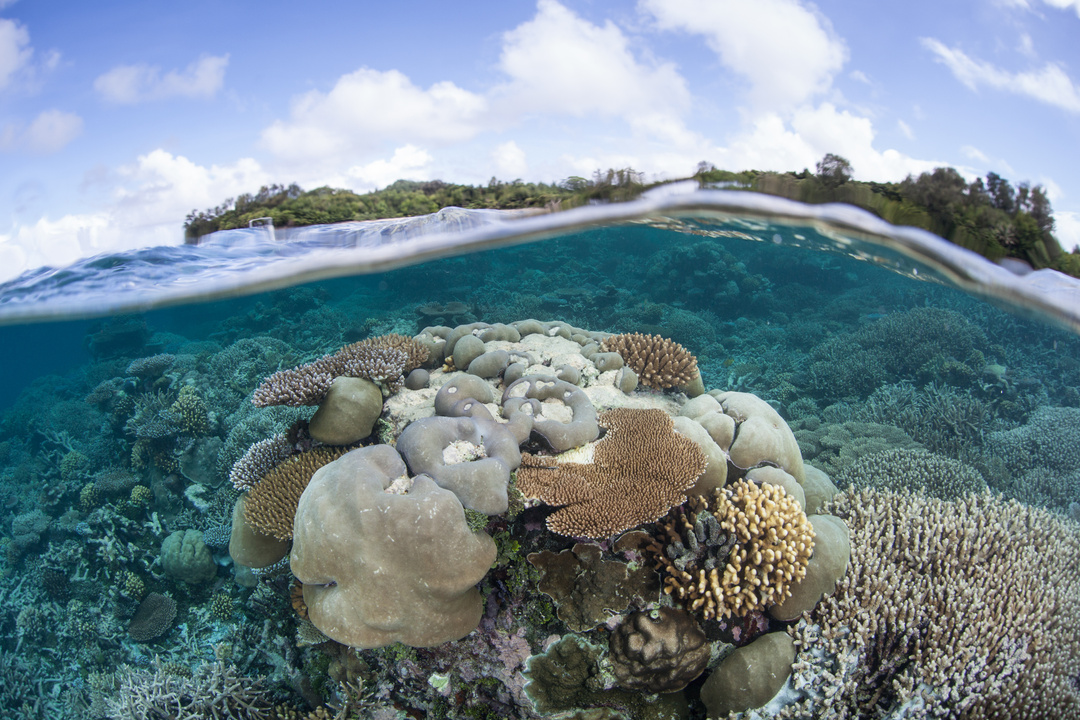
0, 205, 1078, 720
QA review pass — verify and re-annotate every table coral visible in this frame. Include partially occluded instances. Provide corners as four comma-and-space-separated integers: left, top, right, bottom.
516, 407, 707, 538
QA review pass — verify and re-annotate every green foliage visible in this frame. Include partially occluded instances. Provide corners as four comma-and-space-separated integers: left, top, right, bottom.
183, 157, 1076, 280
699, 153, 1074, 279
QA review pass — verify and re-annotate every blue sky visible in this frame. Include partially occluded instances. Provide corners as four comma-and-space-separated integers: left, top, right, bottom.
1, 0, 1078, 282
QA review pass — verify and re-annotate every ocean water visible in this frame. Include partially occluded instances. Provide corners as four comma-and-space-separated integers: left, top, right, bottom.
0, 189, 1077, 719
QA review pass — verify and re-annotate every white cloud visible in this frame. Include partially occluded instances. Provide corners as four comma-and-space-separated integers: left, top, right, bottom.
1055, 211, 1080, 252
641, 0, 847, 109
961, 145, 991, 163
94, 54, 229, 103
922, 38, 1080, 113
897, 119, 915, 140
343, 145, 433, 191
262, 1, 689, 165
492, 141, 527, 179
0, 108, 82, 153
261, 68, 487, 163
1040, 0, 1080, 17
497, 0, 689, 117
0, 17, 31, 89
23, 109, 82, 152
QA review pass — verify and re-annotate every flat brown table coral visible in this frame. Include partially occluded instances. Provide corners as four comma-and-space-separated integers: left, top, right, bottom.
516, 407, 707, 538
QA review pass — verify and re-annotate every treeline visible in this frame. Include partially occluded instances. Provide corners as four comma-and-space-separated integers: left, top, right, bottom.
182, 159, 1078, 278
695, 155, 1078, 277
184, 179, 572, 240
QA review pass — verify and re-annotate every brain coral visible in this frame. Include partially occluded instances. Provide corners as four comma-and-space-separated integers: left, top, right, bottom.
600, 332, 699, 390
290, 444, 496, 649
516, 407, 707, 539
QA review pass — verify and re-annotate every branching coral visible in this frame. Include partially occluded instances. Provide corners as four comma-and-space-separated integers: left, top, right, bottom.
516, 408, 707, 538
251, 333, 428, 407
648, 479, 814, 620
600, 332, 699, 390
243, 445, 354, 541
802, 488, 1080, 718
105, 659, 276, 720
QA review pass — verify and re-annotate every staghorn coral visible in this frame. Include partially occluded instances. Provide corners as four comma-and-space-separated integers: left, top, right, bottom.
799, 489, 1080, 719
251, 333, 425, 407
125, 390, 180, 439
838, 447, 987, 500
244, 445, 354, 541
608, 607, 710, 693
230, 434, 295, 491
600, 332, 699, 390
128, 592, 177, 642
105, 659, 276, 720
516, 407, 707, 538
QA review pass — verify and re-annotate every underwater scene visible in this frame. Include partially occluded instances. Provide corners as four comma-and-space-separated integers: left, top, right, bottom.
0, 193, 1078, 720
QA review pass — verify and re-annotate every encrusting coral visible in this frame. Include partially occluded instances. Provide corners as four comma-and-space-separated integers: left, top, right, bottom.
516, 407, 707, 538
607, 607, 710, 693
243, 445, 354, 541
600, 332, 699, 390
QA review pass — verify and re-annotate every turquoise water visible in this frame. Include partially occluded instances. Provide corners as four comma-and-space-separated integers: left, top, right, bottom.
0, 191, 1077, 719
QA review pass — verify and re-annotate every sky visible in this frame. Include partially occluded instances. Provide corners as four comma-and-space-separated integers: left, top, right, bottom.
1, 0, 1079, 283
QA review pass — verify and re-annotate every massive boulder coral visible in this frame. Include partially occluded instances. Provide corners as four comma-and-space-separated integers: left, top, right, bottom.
608, 607, 710, 693
396, 408, 520, 515
290, 444, 496, 649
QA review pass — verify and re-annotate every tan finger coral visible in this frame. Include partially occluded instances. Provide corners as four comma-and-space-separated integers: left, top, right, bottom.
650, 479, 814, 621
712, 479, 814, 619
243, 446, 354, 541
516, 407, 707, 539
600, 332, 699, 390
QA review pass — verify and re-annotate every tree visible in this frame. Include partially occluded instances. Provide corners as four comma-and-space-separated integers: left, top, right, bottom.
815, 153, 853, 188
986, 172, 1016, 214
1029, 185, 1055, 233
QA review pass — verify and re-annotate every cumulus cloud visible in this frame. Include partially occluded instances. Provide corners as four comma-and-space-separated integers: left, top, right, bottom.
0, 109, 82, 153
922, 38, 1080, 113
94, 54, 229, 103
640, 0, 847, 109
0, 149, 271, 283
492, 141, 527, 179
261, 68, 486, 163
0, 16, 31, 89
343, 145, 433, 191
1055, 210, 1080, 251
497, 0, 688, 117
